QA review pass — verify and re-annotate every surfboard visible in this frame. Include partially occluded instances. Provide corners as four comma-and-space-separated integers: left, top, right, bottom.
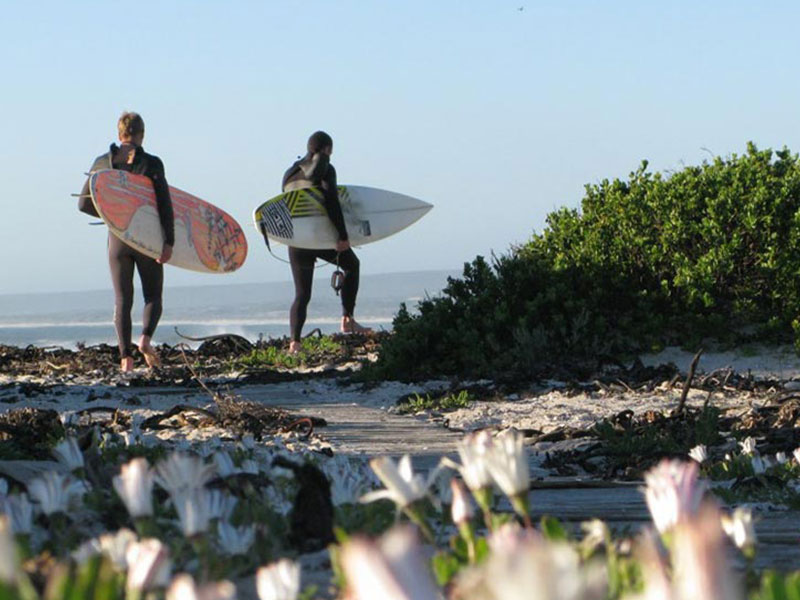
253, 185, 432, 250
89, 169, 248, 273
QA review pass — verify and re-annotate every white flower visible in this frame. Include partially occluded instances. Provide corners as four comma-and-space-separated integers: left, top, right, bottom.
739, 437, 758, 456
340, 526, 439, 600
688, 445, 708, 464
450, 431, 494, 491
217, 521, 256, 555
263, 485, 292, 516
720, 507, 756, 551
360, 455, 433, 508
775, 452, 788, 465
751, 455, 767, 475
173, 488, 211, 538
484, 429, 530, 498
27, 471, 73, 516
793, 447, 800, 465
52, 437, 84, 472
126, 538, 171, 591
643, 459, 706, 533
213, 452, 237, 478
166, 573, 236, 600
2, 493, 33, 534
240, 435, 256, 451
321, 455, 377, 506
0, 516, 15, 584
99, 528, 137, 570
206, 489, 237, 522
113, 458, 154, 518
256, 558, 301, 600
450, 478, 473, 525
154, 452, 216, 497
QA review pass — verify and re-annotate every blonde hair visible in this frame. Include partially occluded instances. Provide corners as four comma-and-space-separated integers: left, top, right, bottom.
117, 112, 145, 140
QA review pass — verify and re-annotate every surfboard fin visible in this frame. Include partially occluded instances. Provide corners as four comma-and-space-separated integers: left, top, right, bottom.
71, 193, 91, 198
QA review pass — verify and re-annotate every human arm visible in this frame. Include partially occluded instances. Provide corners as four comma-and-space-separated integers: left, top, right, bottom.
321, 163, 349, 243
148, 156, 175, 253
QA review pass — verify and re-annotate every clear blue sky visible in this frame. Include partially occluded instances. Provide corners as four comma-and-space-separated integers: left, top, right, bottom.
2, 1, 799, 294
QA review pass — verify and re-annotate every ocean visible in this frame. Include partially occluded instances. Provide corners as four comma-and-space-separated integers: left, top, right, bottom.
0, 270, 457, 349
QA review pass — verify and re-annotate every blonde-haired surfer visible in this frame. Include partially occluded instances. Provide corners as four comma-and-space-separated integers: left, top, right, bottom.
79, 112, 174, 372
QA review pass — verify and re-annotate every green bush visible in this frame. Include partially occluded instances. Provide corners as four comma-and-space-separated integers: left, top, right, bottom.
372, 143, 800, 380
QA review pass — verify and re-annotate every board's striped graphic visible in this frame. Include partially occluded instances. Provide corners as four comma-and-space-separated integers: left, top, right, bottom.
285, 189, 326, 217
259, 199, 294, 240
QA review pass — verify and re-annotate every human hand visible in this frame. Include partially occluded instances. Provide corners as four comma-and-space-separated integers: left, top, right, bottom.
336, 239, 351, 253
157, 244, 173, 264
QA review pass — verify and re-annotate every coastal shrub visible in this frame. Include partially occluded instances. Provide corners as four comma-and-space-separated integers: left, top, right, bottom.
373, 143, 800, 379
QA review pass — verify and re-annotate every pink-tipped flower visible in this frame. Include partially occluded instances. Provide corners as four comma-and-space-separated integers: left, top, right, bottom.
166, 573, 236, 600
340, 526, 440, 600
450, 478, 474, 526
459, 525, 604, 600
113, 457, 154, 518
126, 538, 171, 592
256, 558, 301, 600
643, 459, 707, 533
487, 521, 542, 555
635, 528, 673, 600
672, 505, 744, 600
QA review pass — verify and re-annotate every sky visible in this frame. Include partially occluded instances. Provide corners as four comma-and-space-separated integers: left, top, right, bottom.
1, 1, 799, 294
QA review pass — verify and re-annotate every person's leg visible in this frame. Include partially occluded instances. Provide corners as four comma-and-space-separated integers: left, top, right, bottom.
289, 247, 316, 353
318, 249, 371, 334
108, 234, 135, 371
134, 251, 164, 367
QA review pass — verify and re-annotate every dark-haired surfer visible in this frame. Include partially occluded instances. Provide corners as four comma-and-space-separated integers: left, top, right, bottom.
79, 112, 174, 372
282, 131, 370, 354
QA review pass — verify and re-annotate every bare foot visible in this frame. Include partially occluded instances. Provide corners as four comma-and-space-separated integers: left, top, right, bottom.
341, 316, 372, 334
139, 336, 161, 368
288, 340, 302, 354
120, 357, 134, 372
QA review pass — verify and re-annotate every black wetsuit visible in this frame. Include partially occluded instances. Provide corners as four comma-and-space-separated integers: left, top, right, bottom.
282, 152, 360, 342
80, 144, 174, 358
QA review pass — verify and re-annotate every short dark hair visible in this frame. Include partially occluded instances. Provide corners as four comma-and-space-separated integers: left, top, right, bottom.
118, 112, 145, 139
307, 131, 333, 154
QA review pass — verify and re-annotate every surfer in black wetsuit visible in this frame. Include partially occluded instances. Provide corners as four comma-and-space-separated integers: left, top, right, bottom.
283, 131, 370, 354
79, 112, 174, 372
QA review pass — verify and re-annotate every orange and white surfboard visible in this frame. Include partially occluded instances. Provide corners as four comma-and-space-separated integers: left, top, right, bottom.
90, 169, 247, 273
